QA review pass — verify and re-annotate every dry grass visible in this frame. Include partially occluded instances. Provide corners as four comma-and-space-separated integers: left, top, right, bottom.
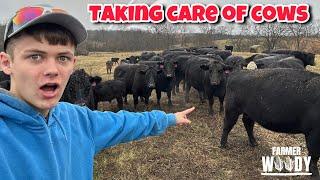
76, 52, 320, 180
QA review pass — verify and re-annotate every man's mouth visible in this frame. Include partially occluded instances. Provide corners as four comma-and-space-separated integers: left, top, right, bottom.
39, 83, 60, 98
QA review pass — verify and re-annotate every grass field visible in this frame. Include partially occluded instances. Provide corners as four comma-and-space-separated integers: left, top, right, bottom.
76, 52, 320, 180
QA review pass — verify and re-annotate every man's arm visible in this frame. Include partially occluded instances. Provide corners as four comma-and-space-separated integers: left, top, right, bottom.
85, 107, 194, 153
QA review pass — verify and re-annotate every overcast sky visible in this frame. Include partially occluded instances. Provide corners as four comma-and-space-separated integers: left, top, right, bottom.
1, 0, 319, 31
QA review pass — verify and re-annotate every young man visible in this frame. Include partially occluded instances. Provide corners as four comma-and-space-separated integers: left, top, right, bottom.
0, 5, 194, 179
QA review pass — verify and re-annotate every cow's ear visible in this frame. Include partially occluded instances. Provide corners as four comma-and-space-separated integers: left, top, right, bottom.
157, 61, 164, 69
89, 76, 95, 84
200, 64, 209, 70
95, 76, 102, 84
174, 61, 178, 68
139, 70, 147, 74
223, 65, 233, 74
223, 65, 233, 71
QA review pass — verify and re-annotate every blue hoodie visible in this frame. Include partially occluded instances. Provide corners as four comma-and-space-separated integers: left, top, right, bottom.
0, 89, 176, 179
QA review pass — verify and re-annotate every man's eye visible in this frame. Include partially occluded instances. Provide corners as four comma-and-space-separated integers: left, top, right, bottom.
58, 56, 71, 62
29, 54, 42, 61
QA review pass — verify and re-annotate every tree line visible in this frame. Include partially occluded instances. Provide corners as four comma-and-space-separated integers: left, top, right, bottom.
0, 21, 320, 55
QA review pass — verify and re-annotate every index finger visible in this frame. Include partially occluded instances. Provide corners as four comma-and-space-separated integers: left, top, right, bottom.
181, 107, 195, 115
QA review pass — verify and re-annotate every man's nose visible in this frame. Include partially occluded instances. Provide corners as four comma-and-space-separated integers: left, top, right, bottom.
43, 59, 59, 77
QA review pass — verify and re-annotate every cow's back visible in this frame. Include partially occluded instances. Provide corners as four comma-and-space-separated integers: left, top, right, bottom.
226, 69, 320, 133
114, 64, 139, 93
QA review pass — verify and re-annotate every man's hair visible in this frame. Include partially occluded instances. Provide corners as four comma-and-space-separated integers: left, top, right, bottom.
6, 23, 77, 59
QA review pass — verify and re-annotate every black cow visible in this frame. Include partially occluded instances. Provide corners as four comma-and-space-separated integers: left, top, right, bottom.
0, 80, 10, 90
169, 54, 195, 95
140, 52, 156, 61
192, 47, 217, 55
114, 64, 158, 109
244, 54, 271, 66
253, 54, 292, 69
184, 57, 208, 104
132, 65, 159, 109
266, 49, 315, 67
201, 60, 232, 115
60, 69, 91, 105
114, 64, 138, 102
162, 48, 187, 55
128, 56, 139, 64
139, 60, 177, 107
87, 76, 126, 111
185, 56, 231, 115
265, 57, 305, 70
148, 55, 163, 61
220, 69, 320, 177
225, 45, 234, 52
224, 56, 247, 70
207, 50, 232, 60
162, 52, 206, 95
106, 60, 113, 74
111, 57, 120, 65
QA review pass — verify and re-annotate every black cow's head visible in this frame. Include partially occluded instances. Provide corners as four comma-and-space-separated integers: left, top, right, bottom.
89, 76, 102, 86
200, 61, 232, 86
86, 75, 103, 110
225, 56, 248, 71
292, 51, 315, 66
157, 60, 177, 79
61, 69, 91, 105
139, 66, 158, 89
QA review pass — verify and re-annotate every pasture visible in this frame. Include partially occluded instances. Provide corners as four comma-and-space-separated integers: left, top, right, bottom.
76, 52, 320, 179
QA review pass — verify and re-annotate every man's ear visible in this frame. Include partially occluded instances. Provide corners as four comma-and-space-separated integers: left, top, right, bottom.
69, 56, 77, 75
72, 56, 77, 65
0, 52, 12, 75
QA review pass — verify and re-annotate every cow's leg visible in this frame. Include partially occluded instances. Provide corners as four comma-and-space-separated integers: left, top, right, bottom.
116, 96, 123, 110
218, 96, 224, 113
172, 80, 177, 96
124, 95, 128, 105
198, 91, 203, 104
208, 94, 214, 116
133, 94, 139, 110
182, 80, 185, 91
176, 84, 180, 93
199, 91, 206, 104
156, 89, 161, 108
305, 131, 320, 177
220, 104, 241, 148
167, 90, 173, 107
144, 96, 149, 110
184, 82, 191, 103
175, 78, 181, 94
242, 113, 257, 147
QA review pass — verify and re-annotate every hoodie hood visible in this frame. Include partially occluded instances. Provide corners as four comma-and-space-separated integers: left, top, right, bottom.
0, 88, 57, 127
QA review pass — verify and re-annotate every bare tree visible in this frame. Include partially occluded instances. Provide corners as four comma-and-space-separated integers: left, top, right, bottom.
254, 23, 287, 51
174, 24, 188, 47
198, 24, 217, 46
286, 23, 313, 50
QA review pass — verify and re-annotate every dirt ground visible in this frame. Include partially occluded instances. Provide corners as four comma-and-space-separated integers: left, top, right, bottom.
76, 52, 319, 180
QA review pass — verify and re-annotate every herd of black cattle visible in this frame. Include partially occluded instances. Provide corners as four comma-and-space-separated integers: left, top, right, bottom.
0, 46, 319, 177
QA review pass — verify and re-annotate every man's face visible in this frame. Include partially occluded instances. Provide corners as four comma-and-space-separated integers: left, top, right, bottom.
0, 35, 76, 116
